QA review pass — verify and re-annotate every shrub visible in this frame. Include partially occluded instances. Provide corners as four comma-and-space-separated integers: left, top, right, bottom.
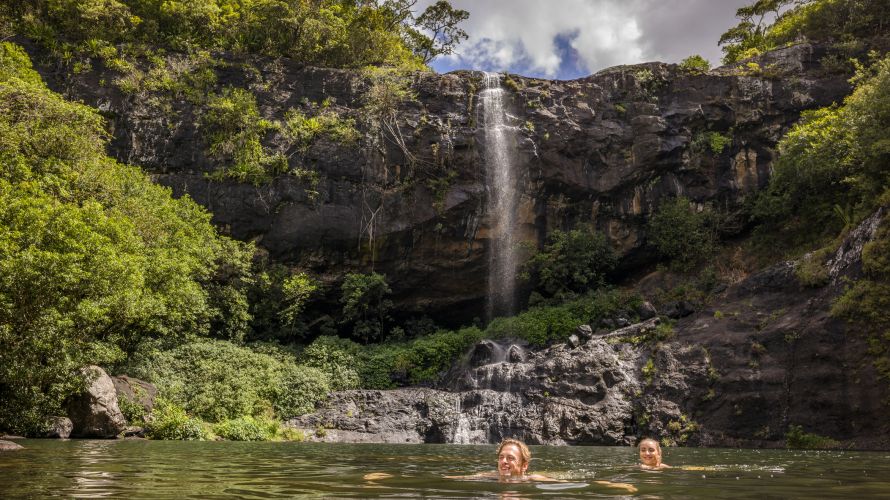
753, 55, 890, 255
785, 424, 841, 449
128, 339, 331, 422
402, 327, 484, 384
691, 131, 732, 155
340, 273, 393, 343
647, 197, 719, 271
679, 55, 711, 74
273, 364, 331, 418
523, 225, 617, 298
146, 398, 208, 440
213, 416, 279, 441
118, 395, 146, 425
300, 336, 361, 391
202, 87, 284, 184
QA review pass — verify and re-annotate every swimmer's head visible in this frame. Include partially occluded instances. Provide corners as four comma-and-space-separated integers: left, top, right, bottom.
497, 438, 530, 477
638, 437, 662, 467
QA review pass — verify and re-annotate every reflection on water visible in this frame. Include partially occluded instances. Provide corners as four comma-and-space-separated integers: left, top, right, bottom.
2, 441, 889, 498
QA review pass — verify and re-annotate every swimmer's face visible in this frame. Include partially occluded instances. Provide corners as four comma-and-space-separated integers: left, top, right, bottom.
497, 444, 528, 476
639, 440, 661, 467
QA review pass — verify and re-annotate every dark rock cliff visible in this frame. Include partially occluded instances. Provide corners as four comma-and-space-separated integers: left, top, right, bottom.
27, 40, 851, 322
289, 210, 890, 448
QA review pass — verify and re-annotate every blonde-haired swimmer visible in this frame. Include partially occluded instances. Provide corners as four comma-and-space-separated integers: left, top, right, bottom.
639, 437, 671, 469
446, 438, 637, 492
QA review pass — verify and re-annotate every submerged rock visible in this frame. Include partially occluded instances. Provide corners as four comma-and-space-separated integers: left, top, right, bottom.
66, 366, 127, 438
0, 440, 24, 451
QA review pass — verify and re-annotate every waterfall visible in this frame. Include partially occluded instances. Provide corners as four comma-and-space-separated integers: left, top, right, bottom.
480, 72, 519, 319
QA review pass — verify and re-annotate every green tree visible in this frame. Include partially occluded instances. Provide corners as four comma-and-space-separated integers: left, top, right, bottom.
679, 54, 711, 74
523, 225, 617, 299
719, 0, 791, 64
0, 42, 253, 433
340, 272, 393, 343
753, 55, 890, 250
405, 0, 469, 64
647, 197, 719, 271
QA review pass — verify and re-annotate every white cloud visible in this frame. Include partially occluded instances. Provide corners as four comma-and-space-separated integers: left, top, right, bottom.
427, 0, 646, 77
419, 0, 751, 78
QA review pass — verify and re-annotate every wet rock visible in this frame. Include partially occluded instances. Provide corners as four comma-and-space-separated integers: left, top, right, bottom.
468, 341, 497, 367
43, 416, 73, 439
291, 337, 641, 445
576, 324, 593, 339
636, 301, 658, 320
66, 366, 127, 438
506, 345, 525, 363
0, 440, 24, 451
664, 301, 695, 319
122, 426, 145, 438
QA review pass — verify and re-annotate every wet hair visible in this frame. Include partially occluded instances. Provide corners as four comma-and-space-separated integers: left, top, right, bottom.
497, 438, 531, 465
638, 437, 661, 452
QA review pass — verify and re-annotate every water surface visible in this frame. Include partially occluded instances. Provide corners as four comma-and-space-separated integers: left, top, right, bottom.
2, 440, 889, 498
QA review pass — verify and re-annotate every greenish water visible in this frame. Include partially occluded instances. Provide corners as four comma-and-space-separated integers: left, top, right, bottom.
2, 440, 889, 498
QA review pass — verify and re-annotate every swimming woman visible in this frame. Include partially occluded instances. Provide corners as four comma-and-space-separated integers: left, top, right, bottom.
446, 438, 637, 492
639, 437, 670, 469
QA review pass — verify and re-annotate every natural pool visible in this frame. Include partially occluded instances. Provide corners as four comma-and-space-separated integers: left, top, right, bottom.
2, 440, 889, 498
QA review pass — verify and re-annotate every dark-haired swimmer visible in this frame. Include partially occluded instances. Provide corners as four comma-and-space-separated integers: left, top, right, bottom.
639, 437, 671, 469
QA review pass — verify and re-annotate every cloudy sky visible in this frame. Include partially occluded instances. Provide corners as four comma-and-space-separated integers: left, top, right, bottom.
422, 0, 752, 80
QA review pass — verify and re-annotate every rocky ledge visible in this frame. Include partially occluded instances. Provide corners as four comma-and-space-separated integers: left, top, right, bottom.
289, 209, 890, 448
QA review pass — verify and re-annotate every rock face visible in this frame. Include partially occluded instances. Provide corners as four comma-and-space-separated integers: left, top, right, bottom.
291, 211, 889, 448
111, 375, 158, 425
289, 338, 641, 445
66, 366, 127, 438
43, 416, 73, 439
25, 39, 852, 322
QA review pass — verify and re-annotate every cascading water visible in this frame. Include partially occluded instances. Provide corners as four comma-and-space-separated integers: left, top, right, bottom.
480, 72, 519, 319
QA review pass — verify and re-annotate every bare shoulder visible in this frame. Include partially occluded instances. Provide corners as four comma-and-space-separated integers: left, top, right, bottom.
594, 480, 638, 493
526, 473, 565, 482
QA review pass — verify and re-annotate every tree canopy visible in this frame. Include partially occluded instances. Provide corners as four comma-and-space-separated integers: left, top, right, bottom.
4, 0, 469, 69
718, 0, 890, 64
0, 41, 253, 433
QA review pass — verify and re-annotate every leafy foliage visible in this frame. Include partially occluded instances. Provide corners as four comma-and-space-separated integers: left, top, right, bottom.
128, 339, 330, 422
146, 397, 209, 440
679, 55, 711, 74
647, 197, 720, 271
719, 0, 890, 64
523, 225, 617, 299
340, 272, 393, 343
753, 54, 890, 252
0, 42, 252, 434
785, 424, 841, 449
213, 415, 279, 441
7, 0, 469, 70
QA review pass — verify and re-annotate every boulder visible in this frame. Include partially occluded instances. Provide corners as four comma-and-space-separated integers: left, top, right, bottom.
575, 324, 593, 339
0, 439, 24, 451
111, 375, 158, 425
66, 366, 127, 438
43, 416, 73, 439
637, 301, 658, 320
664, 300, 695, 319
